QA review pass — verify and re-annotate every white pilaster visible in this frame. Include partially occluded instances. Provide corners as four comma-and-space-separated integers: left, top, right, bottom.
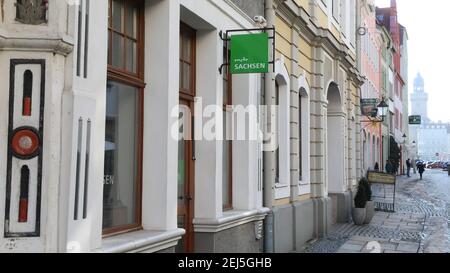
143, 0, 180, 231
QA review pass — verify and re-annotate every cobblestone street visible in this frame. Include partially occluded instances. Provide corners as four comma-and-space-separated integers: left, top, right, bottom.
302, 169, 450, 253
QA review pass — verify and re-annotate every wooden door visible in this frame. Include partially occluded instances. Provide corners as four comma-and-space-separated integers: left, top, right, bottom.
176, 22, 196, 253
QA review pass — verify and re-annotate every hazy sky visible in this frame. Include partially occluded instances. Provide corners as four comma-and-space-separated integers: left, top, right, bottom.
376, 0, 450, 123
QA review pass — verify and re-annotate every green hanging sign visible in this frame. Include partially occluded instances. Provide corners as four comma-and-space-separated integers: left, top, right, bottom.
230, 33, 269, 74
409, 115, 422, 125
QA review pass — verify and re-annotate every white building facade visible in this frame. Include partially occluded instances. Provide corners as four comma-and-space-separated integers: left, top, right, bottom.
1, 0, 401, 254
0, 0, 271, 253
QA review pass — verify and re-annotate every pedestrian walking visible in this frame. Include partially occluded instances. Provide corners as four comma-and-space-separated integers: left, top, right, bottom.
374, 162, 380, 172
418, 161, 425, 180
406, 158, 411, 177
393, 161, 398, 175
385, 160, 393, 174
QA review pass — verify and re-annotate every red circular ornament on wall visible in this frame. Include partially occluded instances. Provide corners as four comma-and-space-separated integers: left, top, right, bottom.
11, 129, 40, 158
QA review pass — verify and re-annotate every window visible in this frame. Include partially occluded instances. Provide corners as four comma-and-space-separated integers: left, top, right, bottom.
372, 135, 376, 167
367, 133, 371, 168
400, 113, 403, 131
179, 28, 197, 97
340, 0, 346, 35
222, 46, 233, 210
395, 109, 399, 129
108, 0, 142, 75
332, 0, 340, 21
275, 82, 280, 183
103, 0, 144, 235
298, 95, 302, 181
350, 0, 356, 45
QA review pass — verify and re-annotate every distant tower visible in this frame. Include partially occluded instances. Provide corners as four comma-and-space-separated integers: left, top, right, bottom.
410, 72, 430, 123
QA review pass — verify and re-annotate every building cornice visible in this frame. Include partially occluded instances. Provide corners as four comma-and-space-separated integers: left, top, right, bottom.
0, 29, 74, 56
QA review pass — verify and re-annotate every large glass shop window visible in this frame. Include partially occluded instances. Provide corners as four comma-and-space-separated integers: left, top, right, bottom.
103, 81, 140, 231
104, 0, 144, 235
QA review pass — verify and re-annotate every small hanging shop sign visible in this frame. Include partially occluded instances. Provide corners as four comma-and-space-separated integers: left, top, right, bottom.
230, 33, 269, 74
361, 98, 379, 117
219, 27, 275, 75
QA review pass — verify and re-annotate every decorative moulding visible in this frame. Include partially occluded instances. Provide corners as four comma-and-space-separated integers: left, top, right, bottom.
15, 0, 48, 25
193, 208, 270, 233
0, 32, 74, 56
94, 229, 185, 253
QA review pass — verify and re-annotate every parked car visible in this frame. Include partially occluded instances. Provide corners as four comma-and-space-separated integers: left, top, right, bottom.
443, 162, 449, 171
426, 161, 436, 168
430, 161, 442, 169
428, 161, 444, 169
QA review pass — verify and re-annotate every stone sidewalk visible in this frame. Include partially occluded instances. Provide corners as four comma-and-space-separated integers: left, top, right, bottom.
302, 209, 426, 253
302, 172, 450, 253
336, 211, 425, 253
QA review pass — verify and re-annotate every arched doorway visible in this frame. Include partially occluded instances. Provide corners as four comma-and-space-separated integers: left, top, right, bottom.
326, 83, 345, 194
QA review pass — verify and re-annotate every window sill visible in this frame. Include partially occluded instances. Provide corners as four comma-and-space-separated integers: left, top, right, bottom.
299, 181, 310, 186
93, 229, 185, 253
275, 183, 290, 200
193, 208, 270, 233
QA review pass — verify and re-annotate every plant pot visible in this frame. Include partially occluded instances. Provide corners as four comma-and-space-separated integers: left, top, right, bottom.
364, 201, 375, 224
352, 207, 366, 226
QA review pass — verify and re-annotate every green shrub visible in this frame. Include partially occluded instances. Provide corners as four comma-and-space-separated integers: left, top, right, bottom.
359, 178, 372, 201
354, 182, 368, 209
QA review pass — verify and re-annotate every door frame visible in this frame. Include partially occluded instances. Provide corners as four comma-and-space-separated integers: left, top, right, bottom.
178, 22, 196, 253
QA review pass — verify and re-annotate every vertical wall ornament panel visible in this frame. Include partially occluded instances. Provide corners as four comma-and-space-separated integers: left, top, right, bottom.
66, 97, 96, 252
76, 0, 90, 78
5, 59, 45, 238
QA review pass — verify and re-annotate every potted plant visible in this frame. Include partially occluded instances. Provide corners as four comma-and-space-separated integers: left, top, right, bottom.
360, 178, 375, 224
352, 181, 367, 226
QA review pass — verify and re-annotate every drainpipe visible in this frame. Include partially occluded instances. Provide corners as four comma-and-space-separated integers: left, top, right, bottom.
356, 1, 364, 179
290, 25, 298, 252
263, 0, 275, 254
356, 2, 362, 73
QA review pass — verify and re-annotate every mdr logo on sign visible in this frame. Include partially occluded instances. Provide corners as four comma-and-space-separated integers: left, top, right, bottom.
230, 33, 269, 74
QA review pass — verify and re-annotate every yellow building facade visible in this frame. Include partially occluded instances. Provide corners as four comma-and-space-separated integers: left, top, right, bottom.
268, 0, 365, 252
